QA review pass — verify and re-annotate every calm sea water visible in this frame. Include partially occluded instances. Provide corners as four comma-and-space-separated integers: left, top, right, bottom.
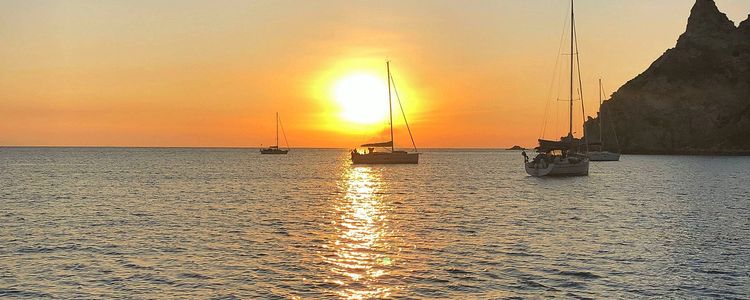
1, 148, 749, 299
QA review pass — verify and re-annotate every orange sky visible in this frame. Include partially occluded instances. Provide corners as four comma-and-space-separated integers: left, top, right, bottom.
2, 0, 750, 148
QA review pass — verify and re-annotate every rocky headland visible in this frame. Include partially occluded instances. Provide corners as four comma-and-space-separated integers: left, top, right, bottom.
585, 0, 750, 155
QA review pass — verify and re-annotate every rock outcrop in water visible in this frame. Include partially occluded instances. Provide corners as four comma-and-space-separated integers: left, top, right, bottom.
585, 0, 750, 154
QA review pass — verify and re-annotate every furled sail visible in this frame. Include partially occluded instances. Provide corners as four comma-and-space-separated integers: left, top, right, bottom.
536, 139, 573, 151
361, 141, 393, 147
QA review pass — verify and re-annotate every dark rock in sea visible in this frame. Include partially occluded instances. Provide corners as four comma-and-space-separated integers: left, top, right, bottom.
507, 145, 526, 151
585, 0, 750, 155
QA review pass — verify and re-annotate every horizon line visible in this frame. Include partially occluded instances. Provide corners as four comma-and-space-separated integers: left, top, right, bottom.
0, 145, 529, 150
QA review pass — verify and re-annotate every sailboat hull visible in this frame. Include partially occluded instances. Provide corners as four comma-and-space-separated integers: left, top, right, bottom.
525, 157, 589, 177
260, 148, 288, 154
587, 151, 620, 161
351, 151, 419, 164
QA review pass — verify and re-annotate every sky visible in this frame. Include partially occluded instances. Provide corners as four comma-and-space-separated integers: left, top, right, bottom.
2, 0, 750, 148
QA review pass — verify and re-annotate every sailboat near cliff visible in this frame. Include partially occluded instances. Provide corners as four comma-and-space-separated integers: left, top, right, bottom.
587, 79, 621, 161
351, 61, 419, 164
260, 112, 289, 154
525, 0, 589, 177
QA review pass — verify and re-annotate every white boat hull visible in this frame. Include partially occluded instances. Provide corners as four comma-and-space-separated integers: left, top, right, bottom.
351, 151, 419, 164
525, 157, 589, 177
587, 151, 620, 161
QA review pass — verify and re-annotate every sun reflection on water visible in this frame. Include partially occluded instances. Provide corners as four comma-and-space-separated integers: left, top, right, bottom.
323, 165, 401, 299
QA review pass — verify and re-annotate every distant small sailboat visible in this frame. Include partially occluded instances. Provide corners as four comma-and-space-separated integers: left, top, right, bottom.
587, 79, 621, 161
525, 0, 589, 177
260, 112, 289, 154
351, 61, 419, 164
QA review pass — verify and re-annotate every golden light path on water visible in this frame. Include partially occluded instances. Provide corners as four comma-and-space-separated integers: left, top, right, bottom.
323, 166, 402, 299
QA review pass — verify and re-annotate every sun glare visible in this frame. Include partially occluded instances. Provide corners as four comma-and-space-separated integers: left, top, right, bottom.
333, 73, 390, 125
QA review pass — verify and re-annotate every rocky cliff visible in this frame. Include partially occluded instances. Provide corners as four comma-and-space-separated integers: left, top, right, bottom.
585, 0, 750, 154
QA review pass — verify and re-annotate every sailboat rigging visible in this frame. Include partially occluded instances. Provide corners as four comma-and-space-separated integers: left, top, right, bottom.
587, 79, 621, 161
351, 61, 419, 164
260, 112, 290, 154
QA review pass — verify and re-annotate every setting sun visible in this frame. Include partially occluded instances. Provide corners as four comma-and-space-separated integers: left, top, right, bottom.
332, 73, 390, 125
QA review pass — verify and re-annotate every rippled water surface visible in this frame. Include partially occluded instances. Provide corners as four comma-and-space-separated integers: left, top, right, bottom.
1, 148, 749, 299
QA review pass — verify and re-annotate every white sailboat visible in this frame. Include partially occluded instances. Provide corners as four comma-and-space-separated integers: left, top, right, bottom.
587, 79, 621, 161
351, 61, 419, 164
525, 0, 589, 177
260, 112, 289, 154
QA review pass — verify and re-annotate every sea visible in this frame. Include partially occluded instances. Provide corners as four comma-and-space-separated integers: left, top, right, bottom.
1, 147, 748, 299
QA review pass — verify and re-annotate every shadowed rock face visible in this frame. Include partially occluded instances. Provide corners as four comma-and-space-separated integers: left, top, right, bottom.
680, 0, 735, 41
739, 14, 750, 35
586, 0, 750, 154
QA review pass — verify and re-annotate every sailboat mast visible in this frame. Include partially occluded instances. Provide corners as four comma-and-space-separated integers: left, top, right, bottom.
387, 61, 394, 152
276, 112, 279, 147
598, 79, 603, 145
569, 0, 574, 137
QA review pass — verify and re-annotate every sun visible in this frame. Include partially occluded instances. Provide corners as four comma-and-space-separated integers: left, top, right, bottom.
332, 73, 390, 125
